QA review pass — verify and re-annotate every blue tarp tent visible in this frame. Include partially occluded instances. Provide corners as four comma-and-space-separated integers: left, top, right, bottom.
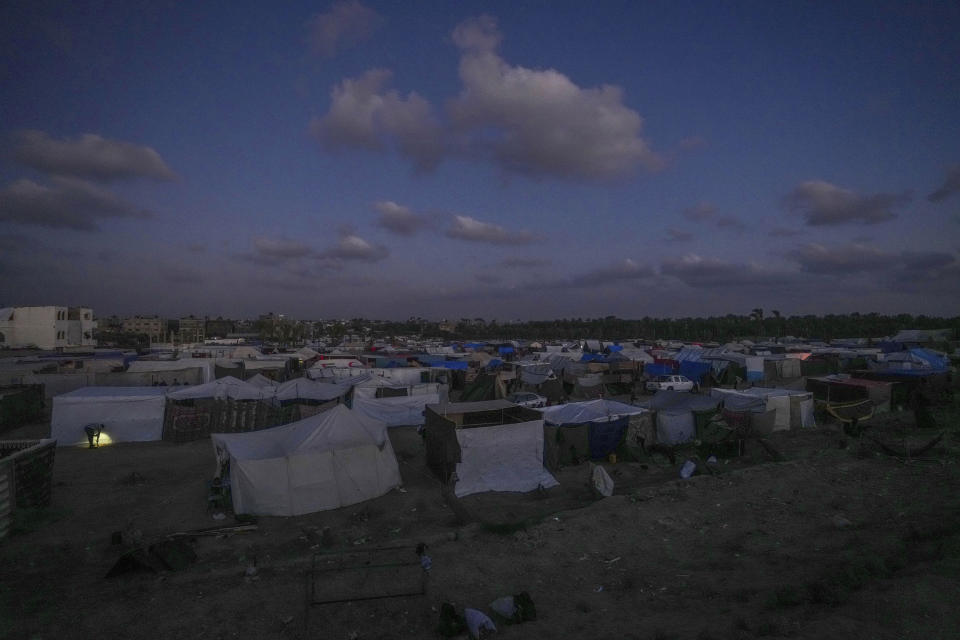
498, 346, 515, 355
644, 363, 673, 376
679, 360, 712, 383
431, 361, 468, 370
607, 344, 623, 352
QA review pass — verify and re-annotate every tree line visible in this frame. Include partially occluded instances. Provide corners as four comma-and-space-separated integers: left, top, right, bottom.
373, 312, 960, 343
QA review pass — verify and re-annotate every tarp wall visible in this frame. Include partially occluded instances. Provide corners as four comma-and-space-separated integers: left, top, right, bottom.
453, 420, 558, 497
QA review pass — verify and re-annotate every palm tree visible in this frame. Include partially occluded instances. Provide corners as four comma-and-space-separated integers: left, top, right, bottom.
750, 308, 764, 338
771, 309, 781, 339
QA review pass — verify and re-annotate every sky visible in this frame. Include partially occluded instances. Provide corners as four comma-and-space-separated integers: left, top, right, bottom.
1, 0, 959, 321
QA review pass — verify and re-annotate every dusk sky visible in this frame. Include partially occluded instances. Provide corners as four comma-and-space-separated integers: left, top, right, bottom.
2, 1, 959, 321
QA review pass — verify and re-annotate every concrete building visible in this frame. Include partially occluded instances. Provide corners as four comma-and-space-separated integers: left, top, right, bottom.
0, 306, 97, 350
122, 315, 167, 344
177, 316, 205, 345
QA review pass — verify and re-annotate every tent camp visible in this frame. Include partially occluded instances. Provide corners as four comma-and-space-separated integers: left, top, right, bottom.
424, 401, 558, 497
351, 393, 441, 427
644, 391, 721, 445
211, 405, 401, 516
711, 387, 815, 431
162, 376, 275, 442
51, 386, 170, 445
539, 400, 649, 469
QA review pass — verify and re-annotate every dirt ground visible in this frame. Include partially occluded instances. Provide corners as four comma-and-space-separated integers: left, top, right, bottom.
2, 400, 960, 640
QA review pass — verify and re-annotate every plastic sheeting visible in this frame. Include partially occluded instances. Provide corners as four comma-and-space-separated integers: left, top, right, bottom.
351, 394, 440, 427
540, 399, 646, 425
274, 378, 352, 403
453, 419, 558, 497
212, 405, 400, 516
656, 411, 695, 445
167, 376, 267, 401
51, 386, 169, 445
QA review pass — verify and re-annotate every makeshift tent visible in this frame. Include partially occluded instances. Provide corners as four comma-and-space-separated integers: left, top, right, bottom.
539, 400, 648, 469
711, 387, 815, 430
425, 401, 558, 497
806, 376, 894, 412
246, 373, 277, 389
162, 376, 275, 442
211, 405, 401, 516
644, 390, 720, 445
352, 393, 440, 427
126, 358, 214, 383
51, 387, 169, 445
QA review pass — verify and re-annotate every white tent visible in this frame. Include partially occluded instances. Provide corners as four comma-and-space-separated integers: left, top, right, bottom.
246, 373, 277, 389
274, 378, 352, 403
539, 399, 646, 425
126, 358, 215, 383
167, 376, 267, 401
51, 387, 170, 445
352, 394, 440, 427
211, 405, 401, 516
711, 387, 815, 431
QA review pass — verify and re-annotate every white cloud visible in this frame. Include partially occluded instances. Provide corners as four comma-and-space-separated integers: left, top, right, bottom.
323, 233, 388, 262
12, 130, 175, 182
446, 214, 534, 245
310, 15, 662, 180
661, 254, 792, 288
310, 69, 444, 170
373, 200, 429, 235
0, 176, 152, 231
789, 242, 891, 274
306, 1, 383, 58
448, 16, 661, 180
784, 180, 908, 226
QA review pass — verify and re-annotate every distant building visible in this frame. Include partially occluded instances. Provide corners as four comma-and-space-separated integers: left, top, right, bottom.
177, 316, 205, 344
204, 317, 235, 339
122, 315, 166, 344
0, 306, 97, 350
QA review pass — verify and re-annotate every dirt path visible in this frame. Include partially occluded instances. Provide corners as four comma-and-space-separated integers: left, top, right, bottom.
3, 414, 959, 640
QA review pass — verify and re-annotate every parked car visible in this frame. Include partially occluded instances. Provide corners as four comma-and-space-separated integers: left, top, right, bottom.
645, 374, 696, 392
507, 391, 548, 408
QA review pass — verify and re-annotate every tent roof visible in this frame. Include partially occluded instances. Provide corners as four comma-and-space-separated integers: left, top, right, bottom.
644, 390, 720, 412
167, 376, 266, 400
539, 399, 646, 425
274, 378, 352, 402
56, 386, 170, 401
246, 373, 277, 388
212, 405, 386, 461
427, 399, 515, 415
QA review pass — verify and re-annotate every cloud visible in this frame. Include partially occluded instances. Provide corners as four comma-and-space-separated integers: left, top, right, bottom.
928, 164, 960, 203
310, 69, 444, 170
448, 16, 662, 180
306, 1, 383, 58
11, 130, 175, 182
186, 243, 207, 253
681, 201, 716, 222
789, 243, 960, 283
446, 214, 535, 245
661, 254, 791, 288
474, 273, 503, 285
665, 227, 694, 242
716, 215, 745, 230
373, 200, 429, 235
253, 236, 313, 259
784, 180, 908, 226
678, 136, 707, 151
499, 257, 549, 268
566, 259, 654, 287
789, 242, 891, 274
311, 15, 662, 180
322, 233, 388, 262
0, 176, 152, 230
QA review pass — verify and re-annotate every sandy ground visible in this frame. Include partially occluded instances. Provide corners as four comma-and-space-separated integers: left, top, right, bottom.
2, 401, 959, 640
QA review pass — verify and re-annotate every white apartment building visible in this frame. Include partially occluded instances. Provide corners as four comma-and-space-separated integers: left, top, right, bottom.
0, 306, 97, 350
